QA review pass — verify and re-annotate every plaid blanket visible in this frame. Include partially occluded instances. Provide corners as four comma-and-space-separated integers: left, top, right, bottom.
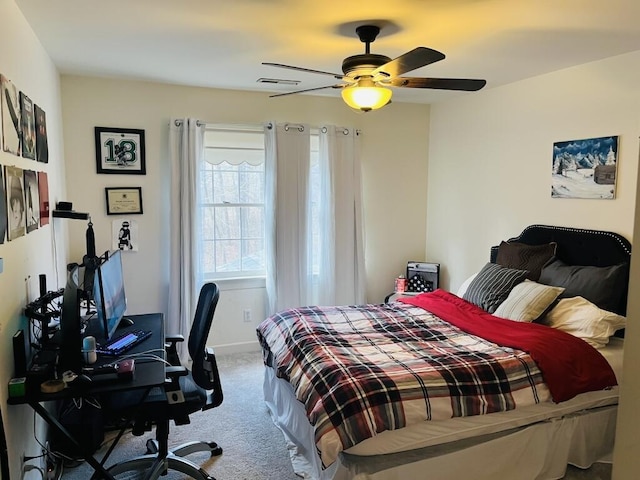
257, 298, 552, 467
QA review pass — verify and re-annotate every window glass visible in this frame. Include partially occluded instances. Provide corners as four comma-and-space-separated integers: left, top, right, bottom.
201, 127, 265, 279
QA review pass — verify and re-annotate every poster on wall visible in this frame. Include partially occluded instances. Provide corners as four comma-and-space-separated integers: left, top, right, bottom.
112, 218, 138, 252
5, 165, 25, 240
20, 92, 36, 160
1, 75, 21, 156
38, 171, 50, 226
551, 136, 618, 199
35, 104, 49, 163
24, 169, 39, 233
95, 127, 146, 174
0, 167, 7, 244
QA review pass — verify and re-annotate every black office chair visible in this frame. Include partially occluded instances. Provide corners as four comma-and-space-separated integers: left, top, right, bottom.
106, 282, 224, 480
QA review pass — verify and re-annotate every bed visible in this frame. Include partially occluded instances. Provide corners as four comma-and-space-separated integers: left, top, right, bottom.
257, 224, 631, 480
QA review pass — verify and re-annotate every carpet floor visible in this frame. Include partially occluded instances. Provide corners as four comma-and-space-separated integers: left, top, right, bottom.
60, 351, 612, 480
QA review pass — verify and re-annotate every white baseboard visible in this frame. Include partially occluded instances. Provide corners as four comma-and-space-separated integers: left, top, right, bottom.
212, 340, 261, 356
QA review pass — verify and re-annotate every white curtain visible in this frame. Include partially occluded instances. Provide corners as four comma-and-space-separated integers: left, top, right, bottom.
265, 122, 365, 314
265, 123, 311, 314
168, 118, 205, 355
316, 126, 365, 306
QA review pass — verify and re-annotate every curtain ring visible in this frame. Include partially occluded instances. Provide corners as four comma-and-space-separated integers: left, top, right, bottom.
342, 128, 349, 135
321, 126, 328, 133
174, 119, 202, 127
266, 122, 273, 130
284, 123, 305, 132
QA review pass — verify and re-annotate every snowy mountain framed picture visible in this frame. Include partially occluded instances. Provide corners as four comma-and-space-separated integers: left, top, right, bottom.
552, 136, 618, 199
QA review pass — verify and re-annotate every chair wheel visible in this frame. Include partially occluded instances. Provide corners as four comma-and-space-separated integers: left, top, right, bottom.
146, 438, 159, 454
208, 442, 223, 456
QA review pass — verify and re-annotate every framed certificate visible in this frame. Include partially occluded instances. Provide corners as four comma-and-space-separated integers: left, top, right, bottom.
95, 127, 146, 174
105, 187, 143, 215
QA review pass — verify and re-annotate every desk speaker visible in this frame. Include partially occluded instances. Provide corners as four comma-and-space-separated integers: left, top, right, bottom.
13, 330, 27, 377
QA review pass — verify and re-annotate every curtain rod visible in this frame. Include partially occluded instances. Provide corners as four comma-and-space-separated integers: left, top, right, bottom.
174, 120, 360, 136
265, 122, 360, 136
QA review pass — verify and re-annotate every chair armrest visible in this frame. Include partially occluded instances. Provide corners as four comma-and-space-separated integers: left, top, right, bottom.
164, 365, 188, 399
165, 335, 185, 366
203, 347, 216, 380
165, 334, 185, 345
165, 365, 188, 379
202, 347, 223, 409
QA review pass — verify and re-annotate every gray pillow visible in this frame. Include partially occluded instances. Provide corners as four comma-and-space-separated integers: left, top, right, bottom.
463, 262, 529, 314
539, 259, 628, 313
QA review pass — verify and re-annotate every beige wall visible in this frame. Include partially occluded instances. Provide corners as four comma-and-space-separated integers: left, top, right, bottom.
60, 75, 430, 351
427, 51, 640, 291
425, 50, 640, 479
0, 1, 68, 478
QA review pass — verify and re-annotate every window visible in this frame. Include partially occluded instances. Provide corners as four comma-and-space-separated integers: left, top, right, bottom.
200, 127, 266, 279
200, 125, 321, 281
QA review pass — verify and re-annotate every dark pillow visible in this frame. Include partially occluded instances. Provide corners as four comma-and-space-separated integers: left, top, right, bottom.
538, 259, 628, 313
463, 262, 529, 314
496, 241, 557, 281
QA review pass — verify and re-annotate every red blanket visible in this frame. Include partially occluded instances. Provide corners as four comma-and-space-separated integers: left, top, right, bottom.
400, 290, 617, 402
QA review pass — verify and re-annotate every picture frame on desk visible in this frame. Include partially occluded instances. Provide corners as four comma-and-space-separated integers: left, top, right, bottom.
105, 187, 143, 215
95, 126, 146, 175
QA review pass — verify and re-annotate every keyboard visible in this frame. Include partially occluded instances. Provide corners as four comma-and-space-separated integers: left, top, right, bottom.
96, 329, 152, 356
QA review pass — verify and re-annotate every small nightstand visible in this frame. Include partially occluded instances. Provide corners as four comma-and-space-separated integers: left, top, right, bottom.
385, 262, 440, 303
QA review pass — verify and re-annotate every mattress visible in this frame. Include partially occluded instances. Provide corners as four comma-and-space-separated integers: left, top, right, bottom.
263, 337, 623, 479
347, 336, 623, 456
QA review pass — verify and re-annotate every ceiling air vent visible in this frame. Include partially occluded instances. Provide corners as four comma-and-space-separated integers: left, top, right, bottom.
257, 78, 300, 86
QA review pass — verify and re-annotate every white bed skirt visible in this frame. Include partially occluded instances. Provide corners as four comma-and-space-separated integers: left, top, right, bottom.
263, 367, 617, 480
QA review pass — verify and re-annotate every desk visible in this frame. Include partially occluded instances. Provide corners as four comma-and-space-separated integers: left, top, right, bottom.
8, 313, 165, 480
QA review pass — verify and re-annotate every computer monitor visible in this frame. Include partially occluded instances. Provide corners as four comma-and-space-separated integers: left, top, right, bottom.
59, 265, 83, 372
93, 250, 128, 341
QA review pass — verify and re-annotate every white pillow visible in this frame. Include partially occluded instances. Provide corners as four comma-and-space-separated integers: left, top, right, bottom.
456, 273, 477, 298
544, 296, 626, 348
494, 280, 565, 322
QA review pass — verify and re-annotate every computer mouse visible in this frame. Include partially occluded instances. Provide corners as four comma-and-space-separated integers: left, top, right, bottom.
119, 317, 135, 327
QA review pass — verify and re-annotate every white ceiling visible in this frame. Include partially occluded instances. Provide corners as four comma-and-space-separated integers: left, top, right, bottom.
14, 0, 640, 105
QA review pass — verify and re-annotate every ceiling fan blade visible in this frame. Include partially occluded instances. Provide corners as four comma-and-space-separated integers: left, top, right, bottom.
388, 77, 487, 91
372, 47, 445, 79
268, 84, 344, 98
263, 62, 344, 80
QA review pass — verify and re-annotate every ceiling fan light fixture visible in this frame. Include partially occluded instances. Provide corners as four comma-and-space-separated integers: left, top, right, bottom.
341, 81, 392, 112
264, 24, 486, 105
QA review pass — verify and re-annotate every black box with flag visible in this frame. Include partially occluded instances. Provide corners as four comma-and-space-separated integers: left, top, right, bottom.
406, 262, 440, 292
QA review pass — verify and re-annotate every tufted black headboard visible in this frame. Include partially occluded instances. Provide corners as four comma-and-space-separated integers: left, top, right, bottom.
490, 224, 631, 315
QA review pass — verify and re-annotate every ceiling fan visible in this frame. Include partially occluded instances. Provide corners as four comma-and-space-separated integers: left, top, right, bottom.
263, 25, 486, 112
